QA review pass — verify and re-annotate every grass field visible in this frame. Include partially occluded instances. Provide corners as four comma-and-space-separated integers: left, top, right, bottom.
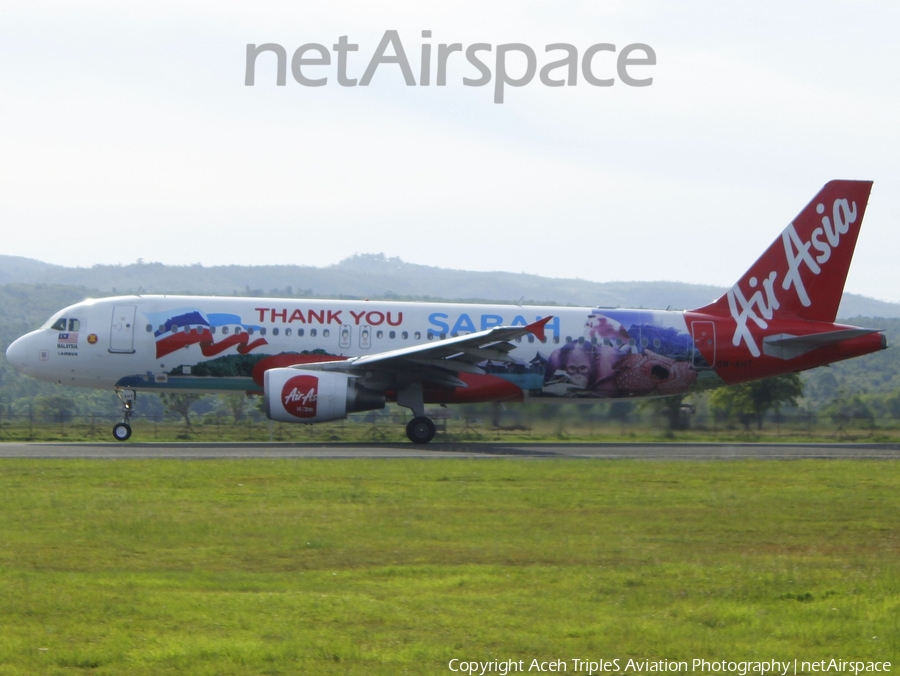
0, 459, 897, 675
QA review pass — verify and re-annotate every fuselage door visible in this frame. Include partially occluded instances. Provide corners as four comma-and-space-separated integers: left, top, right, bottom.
691, 320, 716, 369
109, 305, 137, 354
359, 325, 371, 350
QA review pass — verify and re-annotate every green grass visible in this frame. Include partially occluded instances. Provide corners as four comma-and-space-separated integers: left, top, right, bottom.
0, 460, 897, 675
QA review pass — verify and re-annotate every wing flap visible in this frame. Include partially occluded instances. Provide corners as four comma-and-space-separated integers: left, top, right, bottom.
405, 357, 486, 375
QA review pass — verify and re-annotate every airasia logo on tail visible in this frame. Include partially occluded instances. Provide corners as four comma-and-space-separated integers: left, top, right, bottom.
281, 375, 318, 418
726, 196, 858, 357
780, 198, 857, 308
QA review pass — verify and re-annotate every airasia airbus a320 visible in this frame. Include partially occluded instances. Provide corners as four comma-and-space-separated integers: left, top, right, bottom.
5, 180, 886, 443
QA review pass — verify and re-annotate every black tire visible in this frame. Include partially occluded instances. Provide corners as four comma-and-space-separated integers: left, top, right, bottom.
406, 416, 436, 444
112, 422, 132, 441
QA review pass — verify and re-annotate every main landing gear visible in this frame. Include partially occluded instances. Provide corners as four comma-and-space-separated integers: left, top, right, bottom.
406, 416, 436, 444
113, 389, 136, 441
398, 382, 437, 444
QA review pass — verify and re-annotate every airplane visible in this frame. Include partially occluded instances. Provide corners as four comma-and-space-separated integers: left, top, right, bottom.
4, 180, 886, 443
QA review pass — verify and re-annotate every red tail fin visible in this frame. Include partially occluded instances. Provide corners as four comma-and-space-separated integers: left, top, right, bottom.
694, 180, 873, 323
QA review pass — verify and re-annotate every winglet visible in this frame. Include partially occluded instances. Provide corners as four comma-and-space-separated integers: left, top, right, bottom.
525, 316, 554, 342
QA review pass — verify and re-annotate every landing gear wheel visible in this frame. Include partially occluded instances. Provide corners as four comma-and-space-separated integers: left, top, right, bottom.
114, 389, 136, 441
406, 416, 436, 444
112, 422, 132, 441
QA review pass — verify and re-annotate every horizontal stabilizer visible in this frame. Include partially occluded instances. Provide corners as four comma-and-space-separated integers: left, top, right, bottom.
762, 328, 881, 360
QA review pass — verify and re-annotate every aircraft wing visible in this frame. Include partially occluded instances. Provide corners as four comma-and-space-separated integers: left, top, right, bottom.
293, 316, 553, 388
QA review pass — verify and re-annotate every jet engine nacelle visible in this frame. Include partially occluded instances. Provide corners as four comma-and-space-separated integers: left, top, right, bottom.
264, 368, 385, 423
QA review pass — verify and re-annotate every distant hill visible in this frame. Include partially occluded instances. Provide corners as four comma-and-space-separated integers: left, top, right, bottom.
0, 253, 898, 319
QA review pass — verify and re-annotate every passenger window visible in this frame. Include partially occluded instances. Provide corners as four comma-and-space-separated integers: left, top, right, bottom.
427, 332, 433, 340
297, 328, 304, 337
158, 324, 165, 333
247, 328, 254, 335
402, 331, 408, 339
272, 328, 279, 336
260, 327, 267, 336
285, 328, 292, 336
414, 331, 421, 340
323, 329, 330, 338
310, 329, 316, 337
222, 327, 229, 335
51, 318, 67, 331
210, 326, 216, 335
68, 319, 80, 331
389, 331, 396, 339
235, 327, 242, 334
376, 330, 383, 339
146, 324, 153, 332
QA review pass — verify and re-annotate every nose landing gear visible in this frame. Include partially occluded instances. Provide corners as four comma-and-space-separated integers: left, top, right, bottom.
113, 389, 136, 441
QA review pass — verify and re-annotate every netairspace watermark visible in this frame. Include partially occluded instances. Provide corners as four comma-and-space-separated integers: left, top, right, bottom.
446, 658, 893, 676
245, 29, 656, 103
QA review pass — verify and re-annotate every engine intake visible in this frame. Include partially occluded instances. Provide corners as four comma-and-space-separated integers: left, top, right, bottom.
264, 368, 384, 423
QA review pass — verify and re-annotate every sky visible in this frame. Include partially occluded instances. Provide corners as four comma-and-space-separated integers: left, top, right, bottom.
2, 1, 899, 301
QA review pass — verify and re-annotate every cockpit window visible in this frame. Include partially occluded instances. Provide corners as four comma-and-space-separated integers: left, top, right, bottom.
49, 317, 81, 331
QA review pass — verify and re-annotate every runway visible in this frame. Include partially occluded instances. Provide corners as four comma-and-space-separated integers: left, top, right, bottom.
1, 442, 899, 459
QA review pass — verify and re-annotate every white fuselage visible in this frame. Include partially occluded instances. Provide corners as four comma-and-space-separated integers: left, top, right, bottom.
5, 295, 700, 398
